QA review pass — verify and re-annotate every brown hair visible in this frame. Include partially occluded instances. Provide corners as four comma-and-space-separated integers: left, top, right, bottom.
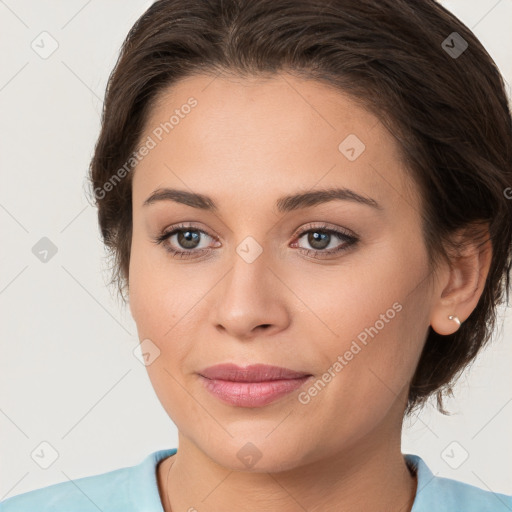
87, 0, 512, 416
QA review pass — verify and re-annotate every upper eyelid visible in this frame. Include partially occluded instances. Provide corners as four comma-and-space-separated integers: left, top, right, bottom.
161, 222, 357, 248
162, 222, 356, 239
294, 222, 356, 238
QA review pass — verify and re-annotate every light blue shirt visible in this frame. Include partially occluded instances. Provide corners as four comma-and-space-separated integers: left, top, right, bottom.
1, 448, 511, 511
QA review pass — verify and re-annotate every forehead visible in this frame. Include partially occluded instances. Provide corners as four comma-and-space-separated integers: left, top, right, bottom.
132, 73, 419, 215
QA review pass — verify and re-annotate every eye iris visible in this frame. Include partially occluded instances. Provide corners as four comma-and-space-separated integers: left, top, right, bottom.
177, 230, 200, 249
308, 231, 330, 250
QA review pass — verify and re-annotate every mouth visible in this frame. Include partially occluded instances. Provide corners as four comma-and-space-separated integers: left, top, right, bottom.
198, 363, 313, 407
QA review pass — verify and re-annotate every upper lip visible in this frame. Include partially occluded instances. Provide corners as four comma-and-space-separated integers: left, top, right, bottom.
198, 363, 311, 382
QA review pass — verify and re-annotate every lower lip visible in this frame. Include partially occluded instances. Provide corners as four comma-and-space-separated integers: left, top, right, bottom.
199, 375, 312, 407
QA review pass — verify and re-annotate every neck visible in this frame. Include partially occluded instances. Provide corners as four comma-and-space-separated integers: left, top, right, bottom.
157, 426, 417, 512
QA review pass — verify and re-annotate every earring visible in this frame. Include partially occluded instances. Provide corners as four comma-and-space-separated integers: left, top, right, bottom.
448, 315, 461, 329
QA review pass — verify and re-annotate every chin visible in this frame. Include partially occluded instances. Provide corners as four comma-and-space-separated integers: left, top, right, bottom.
198, 437, 312, 474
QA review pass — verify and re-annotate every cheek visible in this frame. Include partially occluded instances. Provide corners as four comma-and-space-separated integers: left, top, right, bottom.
296, 301, 425, 455
299, 240, 429, 410
128, 228, 178, 317
128, 246, 194, 416
128, 239, 199, 364
128, 245, 153, 329
129, 240, 175, 343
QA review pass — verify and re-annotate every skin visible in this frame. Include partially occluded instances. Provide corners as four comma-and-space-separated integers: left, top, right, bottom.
128, 73, 492, 512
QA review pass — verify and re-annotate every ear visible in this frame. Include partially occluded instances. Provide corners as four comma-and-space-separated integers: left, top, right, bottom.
430, 224, 493, 336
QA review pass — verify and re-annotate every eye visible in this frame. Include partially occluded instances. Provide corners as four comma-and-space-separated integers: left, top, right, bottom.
152, 222, 359, 260
151, 223, 219, 259
291, 223, 358, 258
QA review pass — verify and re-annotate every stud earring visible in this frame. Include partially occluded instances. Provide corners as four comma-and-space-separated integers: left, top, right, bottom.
448, 315, 461, 328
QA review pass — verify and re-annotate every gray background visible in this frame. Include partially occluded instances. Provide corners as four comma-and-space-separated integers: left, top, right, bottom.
1, 0, 511, 500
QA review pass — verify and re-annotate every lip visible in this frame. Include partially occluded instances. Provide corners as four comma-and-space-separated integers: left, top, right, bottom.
199, 363, 311, 381
198, 363, 313, 407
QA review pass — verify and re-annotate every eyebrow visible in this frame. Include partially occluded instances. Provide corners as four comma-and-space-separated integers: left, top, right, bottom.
143, 186, 383, 213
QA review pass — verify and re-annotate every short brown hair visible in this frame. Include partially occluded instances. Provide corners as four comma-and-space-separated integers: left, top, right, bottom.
88, 0, 512, 416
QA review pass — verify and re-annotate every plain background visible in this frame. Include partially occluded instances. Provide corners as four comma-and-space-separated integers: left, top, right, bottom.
1, 0, 511, 501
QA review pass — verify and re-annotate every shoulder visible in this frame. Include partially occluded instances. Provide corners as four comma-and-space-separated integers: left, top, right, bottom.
0, 466, 131, 512
405, 453, 512, 512
0, 448, 177, 512
432, 474, 512, 510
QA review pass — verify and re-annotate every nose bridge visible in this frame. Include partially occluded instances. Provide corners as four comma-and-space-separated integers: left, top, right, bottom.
224, 238, 274, 307
209, 235, 288, 337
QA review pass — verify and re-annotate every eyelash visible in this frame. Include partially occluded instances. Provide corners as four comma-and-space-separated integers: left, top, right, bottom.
151, 222, 359, 260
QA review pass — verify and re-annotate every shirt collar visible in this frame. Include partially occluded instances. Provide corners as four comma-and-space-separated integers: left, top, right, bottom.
129, 447, 178, 511
405, 453, 444, 511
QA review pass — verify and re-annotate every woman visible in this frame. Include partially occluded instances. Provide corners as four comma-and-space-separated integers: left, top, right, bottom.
2, 0, 511, 510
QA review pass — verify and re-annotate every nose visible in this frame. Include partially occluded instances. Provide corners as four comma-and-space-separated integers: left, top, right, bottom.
209, 249, 290, 340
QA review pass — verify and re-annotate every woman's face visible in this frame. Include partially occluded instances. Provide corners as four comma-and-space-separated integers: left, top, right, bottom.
129, 73, 437, 471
